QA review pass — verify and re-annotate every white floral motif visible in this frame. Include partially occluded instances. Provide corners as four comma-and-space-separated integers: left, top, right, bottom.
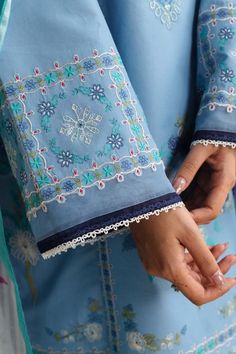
127, 331, 146, 352
149, 0, 182, 29
60, 104, 103, 144
83, 323, 103, 342
9, 231, 40, 265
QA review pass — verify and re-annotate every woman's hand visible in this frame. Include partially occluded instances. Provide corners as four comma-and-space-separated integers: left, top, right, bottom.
130, 207, 236, 305
172, 144, 236, 224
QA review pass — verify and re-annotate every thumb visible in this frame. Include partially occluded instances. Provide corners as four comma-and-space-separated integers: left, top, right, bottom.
172, 144, 212, 194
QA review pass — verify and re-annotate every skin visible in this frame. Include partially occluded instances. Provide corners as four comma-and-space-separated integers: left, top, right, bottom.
130, 145, 236, 305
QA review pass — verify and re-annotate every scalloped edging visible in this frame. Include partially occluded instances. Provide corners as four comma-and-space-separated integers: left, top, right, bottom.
191, 139, 236, 149
41, 201, 184, 259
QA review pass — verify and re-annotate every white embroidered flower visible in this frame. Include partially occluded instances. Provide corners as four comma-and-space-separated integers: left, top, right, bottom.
9, 231, 40, 265
127, 331, 146, 352
4, 141, 17, 177
60, 104, 103, 144
83, 322, 103, 342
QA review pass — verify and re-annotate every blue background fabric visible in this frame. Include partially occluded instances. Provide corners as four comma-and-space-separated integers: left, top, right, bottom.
0, 0, 236, 353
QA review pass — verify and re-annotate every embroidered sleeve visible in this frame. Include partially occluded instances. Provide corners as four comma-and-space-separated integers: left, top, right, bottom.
0, 1, 183, 259
193, 0, 236, 149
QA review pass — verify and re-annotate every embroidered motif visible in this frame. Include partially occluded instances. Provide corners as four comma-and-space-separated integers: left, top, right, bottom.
183, 321, 236, 354
0, 49, 161, 219
44, 298, 104, 345
219, 295, 236, 318
60, 104, 103, 144
149, 0, 182, 29
72, 83, 113, 111
198, 3, 236, 113
122, 304, 186, 351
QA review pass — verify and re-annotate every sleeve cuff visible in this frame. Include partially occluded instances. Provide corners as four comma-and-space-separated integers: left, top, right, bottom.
39, 193, 184, 259
191, 130, 236, 149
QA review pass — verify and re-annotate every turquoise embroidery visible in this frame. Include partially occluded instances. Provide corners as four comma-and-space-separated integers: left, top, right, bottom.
72, 83, 113, 111
148, 0, 181, 29
59, 104, 103, 144
0, 50, 161, 219
198, 3, 236, 113
122, 304, 186, 352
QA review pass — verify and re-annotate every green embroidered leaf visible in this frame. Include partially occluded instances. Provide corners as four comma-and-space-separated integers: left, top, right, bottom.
143, 334, 160, 351
79, 86, 91, 95
48, 139, 62, 155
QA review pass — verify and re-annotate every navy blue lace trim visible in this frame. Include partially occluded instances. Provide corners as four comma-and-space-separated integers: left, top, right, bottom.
193, 130, 236, 143
38, 192, 181, 254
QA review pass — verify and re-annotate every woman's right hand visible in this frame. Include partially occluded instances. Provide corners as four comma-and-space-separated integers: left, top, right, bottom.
130, 206, 236, 305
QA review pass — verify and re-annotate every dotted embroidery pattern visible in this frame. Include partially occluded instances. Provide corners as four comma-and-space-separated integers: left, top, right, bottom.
182, 321, 236, 354
148, 0, 182, 29
198, 3, 236, 113
0, 49, 162, 219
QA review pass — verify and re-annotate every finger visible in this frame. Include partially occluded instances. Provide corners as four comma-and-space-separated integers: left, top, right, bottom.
172, 145, 213, 194
218, 255, 236, 274
180, 220, 225, 287
172, 267, 236, 305
185, 243, 228, 264
191, 185, 233, 224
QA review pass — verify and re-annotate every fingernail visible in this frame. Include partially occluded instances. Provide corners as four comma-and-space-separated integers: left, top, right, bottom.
210, 270, 226, 289
172, 177, 187, 194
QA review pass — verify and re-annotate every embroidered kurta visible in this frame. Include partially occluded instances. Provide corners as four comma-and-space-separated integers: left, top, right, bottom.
0, 0, 236, 353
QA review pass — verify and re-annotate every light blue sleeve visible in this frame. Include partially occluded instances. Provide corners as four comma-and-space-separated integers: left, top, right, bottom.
193, 0, 236, 148
0, 0, 183, 259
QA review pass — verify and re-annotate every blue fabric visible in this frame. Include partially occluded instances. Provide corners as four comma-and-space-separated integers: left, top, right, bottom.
0, 0, 236, 353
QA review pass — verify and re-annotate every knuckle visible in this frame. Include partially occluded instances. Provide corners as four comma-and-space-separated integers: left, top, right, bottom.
183, 161, 198, 175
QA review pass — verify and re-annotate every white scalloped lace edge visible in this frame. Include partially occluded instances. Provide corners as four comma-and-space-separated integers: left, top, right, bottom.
41, 201, 184, 259
191, 139, 236, 148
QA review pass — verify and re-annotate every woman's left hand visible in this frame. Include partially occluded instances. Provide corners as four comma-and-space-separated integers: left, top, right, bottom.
172, 144, 236, 224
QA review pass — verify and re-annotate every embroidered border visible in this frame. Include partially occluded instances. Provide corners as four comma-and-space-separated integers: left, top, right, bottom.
182, 321, 236, 354
39, 193, 183, 258
192, 130, 236, 148
0, 49, 161, 219
98, 240, 121, 354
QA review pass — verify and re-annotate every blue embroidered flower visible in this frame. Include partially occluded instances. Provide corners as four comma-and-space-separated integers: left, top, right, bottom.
64, 65, 76, 78
82, 172, 95, 185
23, 139, 35, 151
219, 27, 234, 40
57, 151, 73, 167
42, 188, 54, 200
121, 160, 133, 171
45, 72, 56, 84
83, 60, 95, 72
220, 69, 235, 82
138, 155, 149, 166
38, 101, 55, 117
89, 84, 105, 100
18, 121, 28, 132
168, 136, 179, 152
107, 133, 124, 149
30, 156, 42, 170
102, 165, 114, 177
20, 169, 28, 185
11, 102, 22, 115
62, 180, 74, 192
218, 9, 228, 18
5, 85, 17, 96
125, 107, 135, 118
24, 79, 37, 91
102, 56, 113, 66
112, 72, 123, 84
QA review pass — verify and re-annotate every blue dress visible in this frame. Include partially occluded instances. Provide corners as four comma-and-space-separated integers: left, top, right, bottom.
0, 0, 236, 353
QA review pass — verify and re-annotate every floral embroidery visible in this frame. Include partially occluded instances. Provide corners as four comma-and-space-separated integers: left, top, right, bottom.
9, 231, 40, 266
57, 151, 73, 167
0, 50, 161, 219
198, 3, 236, 113
72, 84, 113, 111
219, 27, 234, 40
60, 104, 103, 144
148, 0, 182, 29
107, 133, 124, 149
38, 101, 55, 117
122, 304, 186, 352
45, 298, 104, 345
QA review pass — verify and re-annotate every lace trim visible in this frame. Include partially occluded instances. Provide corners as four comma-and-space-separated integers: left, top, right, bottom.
41, 201, 184, 259
191, 139, 236, 148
